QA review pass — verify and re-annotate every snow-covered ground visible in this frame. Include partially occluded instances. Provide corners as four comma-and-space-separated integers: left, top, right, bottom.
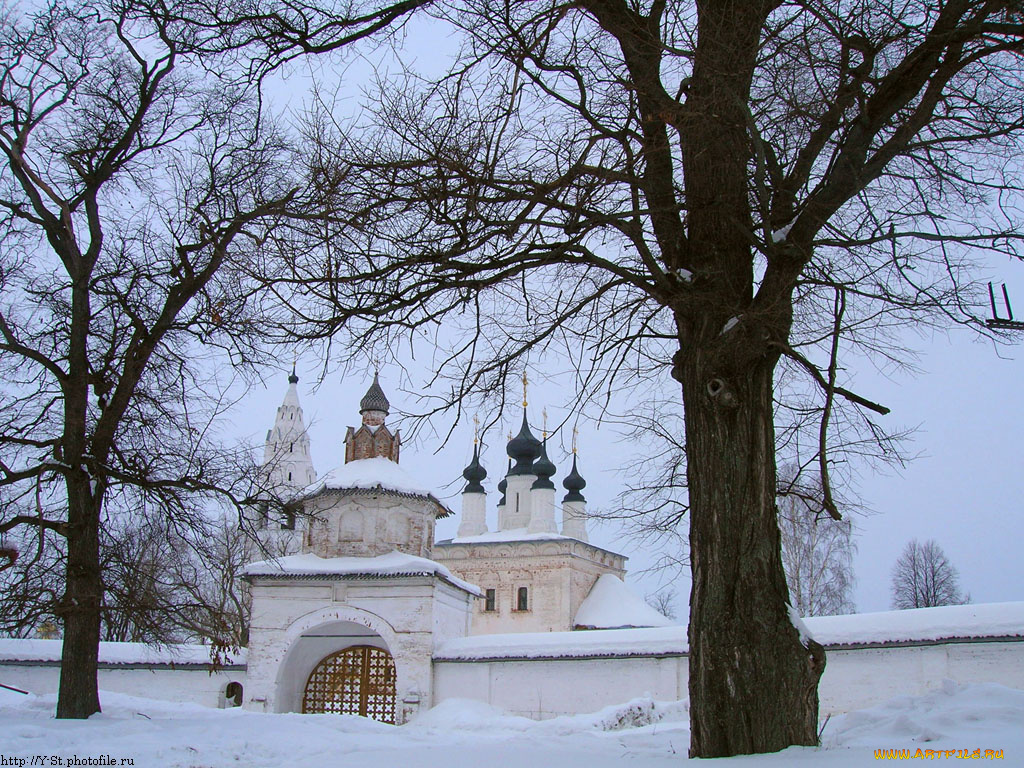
1, 682, 1020, 766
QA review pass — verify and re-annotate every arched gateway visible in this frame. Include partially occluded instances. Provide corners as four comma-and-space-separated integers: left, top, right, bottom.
301, 645, 397, 723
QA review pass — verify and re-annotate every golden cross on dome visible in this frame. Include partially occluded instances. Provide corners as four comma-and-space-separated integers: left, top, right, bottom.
522, 370, 528, 408
572, 426, 579, 455
473, 415, 480, 445
542, 408, 548, 439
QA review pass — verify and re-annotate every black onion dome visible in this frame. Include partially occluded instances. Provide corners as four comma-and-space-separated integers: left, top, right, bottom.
531, 439, 556, 490
288, 363, 299, 385
506, 410, 542, 475
359, 374, 390, 415
462, 444, 487, 494
497, 459, 509, 505
562, 455, 587, 503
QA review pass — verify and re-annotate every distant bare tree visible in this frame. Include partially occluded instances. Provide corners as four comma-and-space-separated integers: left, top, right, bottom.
891, 539, 968, 610
165, 515, 254, 649
6, 510, 256, 649
779, 493, 856, 617
100, 514, 184, 644
645, 587, 678, 622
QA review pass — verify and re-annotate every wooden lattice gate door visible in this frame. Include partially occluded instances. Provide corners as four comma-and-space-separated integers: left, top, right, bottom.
301, 645, 397, 723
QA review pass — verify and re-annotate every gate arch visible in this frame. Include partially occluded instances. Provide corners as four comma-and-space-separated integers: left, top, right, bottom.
301, 645, 397, 723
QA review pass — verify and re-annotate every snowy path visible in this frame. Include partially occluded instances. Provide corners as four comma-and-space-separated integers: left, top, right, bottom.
2, 683, 1021, 766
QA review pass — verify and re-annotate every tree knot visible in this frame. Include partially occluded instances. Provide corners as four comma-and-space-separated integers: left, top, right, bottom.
706, 377, 738, 408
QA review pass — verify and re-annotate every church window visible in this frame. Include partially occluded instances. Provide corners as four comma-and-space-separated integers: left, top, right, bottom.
290, 442, 293, 452
288, 471, 292, 481
281, 510, 296, 530
515, 494, 520, 513
484, 588, 496, 612
515, 586, 529, 612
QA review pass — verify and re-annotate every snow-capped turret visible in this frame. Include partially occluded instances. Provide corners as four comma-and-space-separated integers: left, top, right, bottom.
458, 444, 488, 537
561, 454, 588, 542
262, 367, 317, 492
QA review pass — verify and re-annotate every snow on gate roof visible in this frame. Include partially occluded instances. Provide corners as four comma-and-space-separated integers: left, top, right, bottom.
241, 550, 483, 596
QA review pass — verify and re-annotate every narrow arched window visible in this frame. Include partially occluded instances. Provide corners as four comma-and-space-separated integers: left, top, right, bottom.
516, 586, 529, 612
225, 682, 243, 707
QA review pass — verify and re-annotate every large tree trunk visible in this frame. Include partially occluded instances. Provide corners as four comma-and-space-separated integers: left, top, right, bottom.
56, 475, 102, 719
680, 352, 825, 757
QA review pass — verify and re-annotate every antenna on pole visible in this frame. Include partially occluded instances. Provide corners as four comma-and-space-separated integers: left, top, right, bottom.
986, 283, 1024, 330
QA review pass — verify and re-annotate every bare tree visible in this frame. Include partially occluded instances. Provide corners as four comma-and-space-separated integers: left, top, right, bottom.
644, 587, 678, 621
891, 538, 968, 610
267, 0, 1024, 756
779, 493, 856, 617
100, 514, 186, 644
0, 0, 333, 717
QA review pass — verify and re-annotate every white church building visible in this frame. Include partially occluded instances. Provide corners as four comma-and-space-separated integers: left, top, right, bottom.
242, 373, 669, 722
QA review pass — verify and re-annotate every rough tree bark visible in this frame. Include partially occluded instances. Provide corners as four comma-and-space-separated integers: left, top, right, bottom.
673, 2, 825, 754
680, 354, 825, 755
57, 480, 103, 719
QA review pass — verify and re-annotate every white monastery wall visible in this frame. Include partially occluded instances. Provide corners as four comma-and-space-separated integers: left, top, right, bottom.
0, 664, 244, 709
432, 656, 683, 719
432, 639, 1024, 719
4, 636, 1022, 718
818, 640, 1024, 714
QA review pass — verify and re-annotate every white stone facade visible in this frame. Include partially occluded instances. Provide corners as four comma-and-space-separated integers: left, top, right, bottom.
302, 490, 439, 560
432, 537, 626, 634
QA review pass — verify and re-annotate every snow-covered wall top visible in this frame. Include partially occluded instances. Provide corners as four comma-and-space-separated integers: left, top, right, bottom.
242, 551, 483, 596
446, 528, 570, 544
805, 602, 1024, 647
436, 602, 1024, 661
0, 639, 246, 667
